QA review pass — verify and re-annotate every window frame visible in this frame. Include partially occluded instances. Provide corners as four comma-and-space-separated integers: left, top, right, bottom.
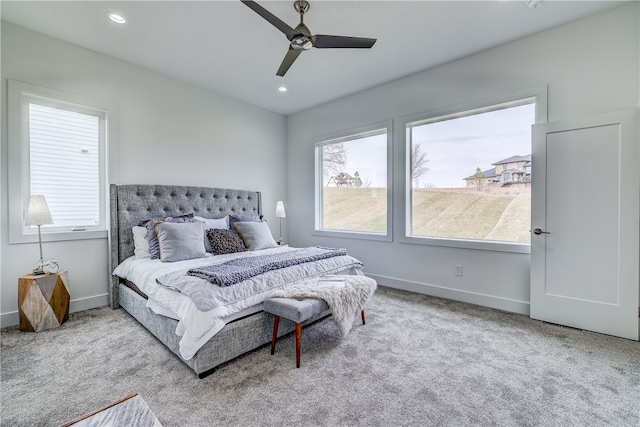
8, 80, 118, 244
313, 120, 393, 242
396, 87, 547, 254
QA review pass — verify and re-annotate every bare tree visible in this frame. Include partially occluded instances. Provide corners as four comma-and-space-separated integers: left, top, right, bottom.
353, 171, 363, 187
322, 143, 346, 185
472, 167, 486, 190
411, 143, 430, 187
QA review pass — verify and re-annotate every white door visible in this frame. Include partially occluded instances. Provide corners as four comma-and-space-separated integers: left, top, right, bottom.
530, 109, 639, 340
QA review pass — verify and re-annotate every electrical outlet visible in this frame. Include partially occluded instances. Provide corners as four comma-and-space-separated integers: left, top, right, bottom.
454, 265, 463, 276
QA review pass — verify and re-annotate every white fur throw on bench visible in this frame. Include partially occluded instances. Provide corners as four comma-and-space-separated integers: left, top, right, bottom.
270, 275, 377, 336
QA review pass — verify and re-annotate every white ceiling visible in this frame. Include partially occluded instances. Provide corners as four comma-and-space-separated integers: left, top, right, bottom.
1, 1, 626, 115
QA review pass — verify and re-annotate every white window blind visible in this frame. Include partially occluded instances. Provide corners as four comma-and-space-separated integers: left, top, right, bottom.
29, 103, 101, 228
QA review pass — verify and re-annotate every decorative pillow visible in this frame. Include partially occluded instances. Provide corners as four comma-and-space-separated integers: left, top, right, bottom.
234, 221, 278, 251
140, 213, 196, 259
132, 226, 150, 258
228, 213, 261, 232
194, 215, 229, 252
194, 215, 228, 230
206, 229, 247, 255
154, 221, 206, 262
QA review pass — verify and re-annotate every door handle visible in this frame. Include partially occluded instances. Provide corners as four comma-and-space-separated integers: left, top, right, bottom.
532, 228, 550, 235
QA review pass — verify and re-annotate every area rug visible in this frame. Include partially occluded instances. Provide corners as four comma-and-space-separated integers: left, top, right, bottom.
1, 287, 639, 426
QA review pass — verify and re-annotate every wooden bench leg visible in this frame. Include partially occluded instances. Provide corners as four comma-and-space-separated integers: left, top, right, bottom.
361, 310, 366, 325
270, 315, 280, 355
295, 322, 302, 368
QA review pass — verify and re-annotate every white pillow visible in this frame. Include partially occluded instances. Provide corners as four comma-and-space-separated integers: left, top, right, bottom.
194, 215, 229, 229
132, 226, 150, 258
234, 221, 278, 251
155, 221, 206, 262
194, 215, 229, 252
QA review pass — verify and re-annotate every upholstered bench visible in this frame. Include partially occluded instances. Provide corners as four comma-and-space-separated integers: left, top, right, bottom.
264, 275, 375, 368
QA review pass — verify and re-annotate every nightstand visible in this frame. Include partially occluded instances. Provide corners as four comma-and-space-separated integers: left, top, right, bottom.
18, 271, 70, 332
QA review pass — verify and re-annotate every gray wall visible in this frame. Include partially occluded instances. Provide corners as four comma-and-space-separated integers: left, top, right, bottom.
285, 4, 639, 313
0, 22, 287, 326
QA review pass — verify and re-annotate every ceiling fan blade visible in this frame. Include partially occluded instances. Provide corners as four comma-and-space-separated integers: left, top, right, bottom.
312, 35, 377, 49
241, 0, 297, 41
276, 48, 303, 77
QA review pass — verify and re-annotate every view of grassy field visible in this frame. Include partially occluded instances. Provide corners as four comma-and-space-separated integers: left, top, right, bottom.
322, 187, 531, 242
322, 187, 388, 232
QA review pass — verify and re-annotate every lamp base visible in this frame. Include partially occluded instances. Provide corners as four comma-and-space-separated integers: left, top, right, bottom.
32, 259, 46, 276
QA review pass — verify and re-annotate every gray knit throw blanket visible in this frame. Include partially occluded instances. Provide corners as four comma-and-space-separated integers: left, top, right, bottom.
188, 247, 348, 287
271, 275, 377, 337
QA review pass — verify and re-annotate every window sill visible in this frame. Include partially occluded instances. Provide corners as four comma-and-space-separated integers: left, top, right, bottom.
313, 229, 392, 242
10, 229, 108, 245
399, 235, 531, 254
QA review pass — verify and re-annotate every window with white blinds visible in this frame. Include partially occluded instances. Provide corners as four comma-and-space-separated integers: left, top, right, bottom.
8, 80, 114, 242
29, 103, 102, 228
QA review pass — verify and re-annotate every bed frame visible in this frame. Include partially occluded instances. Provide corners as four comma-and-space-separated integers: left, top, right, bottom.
108, 184, 326, 378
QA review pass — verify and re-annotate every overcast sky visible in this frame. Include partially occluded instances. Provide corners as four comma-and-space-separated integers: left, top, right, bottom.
339, 103, 535, 188
340, 133, 387, 187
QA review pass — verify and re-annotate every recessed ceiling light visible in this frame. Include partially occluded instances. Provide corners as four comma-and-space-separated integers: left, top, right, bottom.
107, 12, 127, 24
277, 86, 288, 93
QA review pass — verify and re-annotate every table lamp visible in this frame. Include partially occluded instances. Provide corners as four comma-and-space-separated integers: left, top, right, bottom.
25, 195, 53, 275
275, 201, 286, 245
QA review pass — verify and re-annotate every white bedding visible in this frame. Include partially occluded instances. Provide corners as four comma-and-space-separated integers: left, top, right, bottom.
112, 246, 363, 360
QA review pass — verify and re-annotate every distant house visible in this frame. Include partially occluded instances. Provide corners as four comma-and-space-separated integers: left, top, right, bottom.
463, 167, 498, 188
464, 154, 531, 188
327, 172, 357, 187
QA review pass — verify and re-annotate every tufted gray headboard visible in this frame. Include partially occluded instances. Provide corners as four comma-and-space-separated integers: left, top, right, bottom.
108, 184, 262, 308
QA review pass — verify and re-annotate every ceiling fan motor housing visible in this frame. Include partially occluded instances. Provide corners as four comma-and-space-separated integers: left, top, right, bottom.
292, 22, 313, 50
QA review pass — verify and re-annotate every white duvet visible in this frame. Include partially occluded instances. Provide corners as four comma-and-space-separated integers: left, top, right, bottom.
112, 246, 363, 360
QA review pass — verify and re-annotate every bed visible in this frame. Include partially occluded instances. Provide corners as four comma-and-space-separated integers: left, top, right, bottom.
108, 184, 363, 378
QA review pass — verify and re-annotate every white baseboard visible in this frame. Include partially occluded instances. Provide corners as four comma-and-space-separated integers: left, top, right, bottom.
367, 273, 530, 315
70, 293, 109, 313
0, 293, 109, 328
2, 279, 529, 327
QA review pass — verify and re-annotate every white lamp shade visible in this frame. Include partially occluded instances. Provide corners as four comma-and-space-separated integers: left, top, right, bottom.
275, 201, 286, 218
25, 195, 53, 226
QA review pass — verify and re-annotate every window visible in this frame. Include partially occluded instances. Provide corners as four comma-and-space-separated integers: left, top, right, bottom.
315, 122, 392, 240
29, 104, 101, 228
403, 93, 544, 252
8, 80, 116, 243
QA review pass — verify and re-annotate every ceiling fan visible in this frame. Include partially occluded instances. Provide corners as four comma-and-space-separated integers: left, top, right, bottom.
241, 0, 377, 77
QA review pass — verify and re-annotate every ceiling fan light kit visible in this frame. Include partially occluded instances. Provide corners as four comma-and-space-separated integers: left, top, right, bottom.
241, 0, 377, 76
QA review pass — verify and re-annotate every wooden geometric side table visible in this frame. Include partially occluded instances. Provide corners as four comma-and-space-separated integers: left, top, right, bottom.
18, 271, 70, 332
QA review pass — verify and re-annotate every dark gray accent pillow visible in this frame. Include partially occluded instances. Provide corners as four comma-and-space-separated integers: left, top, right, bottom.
206, 229, 247, 255
194, 216, 229, 252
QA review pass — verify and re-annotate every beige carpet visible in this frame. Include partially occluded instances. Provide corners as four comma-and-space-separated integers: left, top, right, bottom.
1, 286, 639, 426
